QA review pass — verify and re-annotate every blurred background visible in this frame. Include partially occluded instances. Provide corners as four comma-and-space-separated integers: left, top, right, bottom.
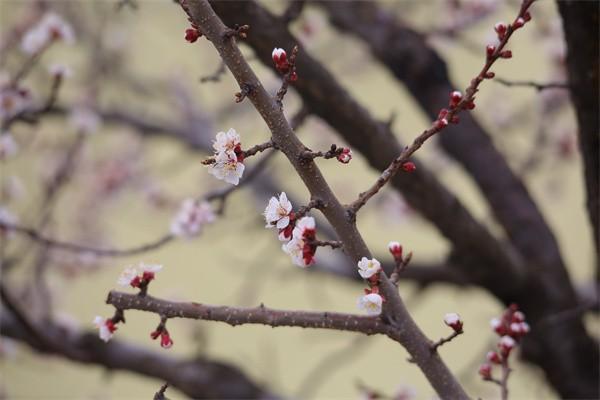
0, 0, 596, 399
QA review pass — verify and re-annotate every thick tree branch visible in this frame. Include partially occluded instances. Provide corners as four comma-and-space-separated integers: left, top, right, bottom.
175, 2, 470, 398
557, 1, 599, 273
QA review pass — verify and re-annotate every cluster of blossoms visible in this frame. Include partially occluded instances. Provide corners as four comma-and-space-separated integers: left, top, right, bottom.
357, 256, 383, 315
170, 198, 215, 239
21, 12, 74, 55
478, 304, 530, 381
272, 48, 297, 81
207, 128, 245, 185
263, 193, 318, 267
117, 262, 163, 290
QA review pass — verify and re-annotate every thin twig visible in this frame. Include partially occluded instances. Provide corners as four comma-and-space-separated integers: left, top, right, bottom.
431, 330, 463, 353
348, 0, 537, 215
494, 77, 568, 91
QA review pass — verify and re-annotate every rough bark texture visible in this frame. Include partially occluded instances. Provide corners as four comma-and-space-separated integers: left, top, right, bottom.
207, 1, 599, 397
557, 0, 599, 272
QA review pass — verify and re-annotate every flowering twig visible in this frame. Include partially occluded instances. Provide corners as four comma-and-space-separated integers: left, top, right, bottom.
348, 0, 537, 215
275, 45, 299, 108
176, 1, 470, 397
107, 290, 386, 335
494, 77, 568, 91
300, 144, 352, 164
431, 330, 463, 353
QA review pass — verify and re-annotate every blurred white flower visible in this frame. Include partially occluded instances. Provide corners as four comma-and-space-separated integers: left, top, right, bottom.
48, 63, 73, 79
0, 134, 18, 159
21, 12, 75, 55
93, 316, 116, 342
170, 199, 215, 238
69, 106, 101, 134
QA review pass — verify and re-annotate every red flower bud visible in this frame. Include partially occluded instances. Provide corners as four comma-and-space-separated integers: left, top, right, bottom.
486, 44, 496, 58
160, 331, 173, 349
337, 148, 352, 164
500, 50, 513, 59
479, 363, 492, 380
523, 12, 532, 22
185, 28, 201, 43
449, 90, 463, 108
486, 351, 502, 364
513, 17, 525, 29
484, 71, 495, 79
401, 161, 416, 173
494, 22, 508, 40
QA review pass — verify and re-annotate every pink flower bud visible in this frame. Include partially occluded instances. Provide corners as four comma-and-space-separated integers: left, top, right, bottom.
337, 148, 352, 164
479, 363, 492, 380
388, 241, 403, 259
486, 44, 496, 58
498, 335, 516, 356
443, 313, 463, 333
435, 118, 449, 130
160, 331, 173, 349
185, 28, 201, 43
401, 161, 416, 173
512, 311, 525, 322
494, 22, 508, 39
438, 108, 449, 120
272, 48, 287, 65
449, 90, 463, 108
513, 17, 525, 29
486, 351, 502, 364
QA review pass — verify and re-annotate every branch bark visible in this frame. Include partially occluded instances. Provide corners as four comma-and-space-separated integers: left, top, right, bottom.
175, 2, 469, 398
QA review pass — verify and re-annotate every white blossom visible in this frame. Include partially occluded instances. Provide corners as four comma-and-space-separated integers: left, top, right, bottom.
208, 150, 245, 185
499, 335, 516, 350
69, 106, 101, 134
444, 312, 461, 326
139, 262, 163, 274
212, 128, 241, 153
0, 134, 18, 159
357, 257, 381, 279
21, 12, 75, 55
282, 237, 308, 267
357, 293, 383, 316
93, 316, 114, 342
292, 216, 315, 239
170, 199, 215, 238
264, 192, 293, 229
117, 267, 137, 287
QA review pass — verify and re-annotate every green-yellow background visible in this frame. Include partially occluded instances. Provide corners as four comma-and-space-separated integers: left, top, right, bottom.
1, 0, 596, 399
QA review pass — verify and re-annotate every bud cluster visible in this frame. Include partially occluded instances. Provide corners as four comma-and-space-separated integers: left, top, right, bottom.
478, 304, 530, 381
357, 257, 384, 315
272, 48, 298, 82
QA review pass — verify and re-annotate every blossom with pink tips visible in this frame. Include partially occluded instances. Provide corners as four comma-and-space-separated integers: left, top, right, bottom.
93, 316, 117, 342
264, 192, 293, 229
357, 293, 383, 316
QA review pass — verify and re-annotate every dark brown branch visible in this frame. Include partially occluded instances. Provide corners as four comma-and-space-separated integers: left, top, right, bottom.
558, 1, 599, 275
108, 291, 386, 335
153, 383, 169, 400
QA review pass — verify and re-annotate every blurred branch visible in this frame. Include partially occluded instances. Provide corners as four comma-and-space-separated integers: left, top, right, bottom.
493, 77, 569, 91
0, 311, 277, 399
